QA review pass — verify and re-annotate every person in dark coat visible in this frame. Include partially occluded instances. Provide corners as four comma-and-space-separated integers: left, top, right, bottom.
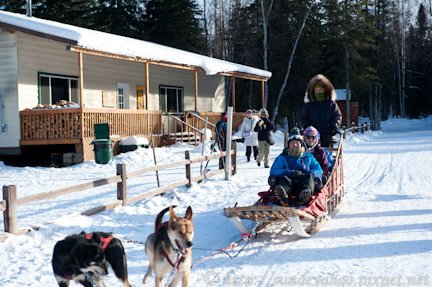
215, 112, 227, 169
254, 108, 275, 168
300, 74, 342, 147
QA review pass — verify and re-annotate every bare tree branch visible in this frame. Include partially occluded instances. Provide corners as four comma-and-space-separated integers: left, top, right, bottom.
260, 0, 274, 108
271, 1, 314, 123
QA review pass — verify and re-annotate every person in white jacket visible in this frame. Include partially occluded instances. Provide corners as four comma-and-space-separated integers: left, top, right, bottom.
235, 109, 259, 162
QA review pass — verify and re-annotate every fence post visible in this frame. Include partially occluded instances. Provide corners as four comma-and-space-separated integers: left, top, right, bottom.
365, 122, 369, 131
231, 140, 237, 175
185, 151, 192, 187
342, 126, 347, 139
3, 185, 17, 234
116, 163, 127, 206
361, 123, 365, 133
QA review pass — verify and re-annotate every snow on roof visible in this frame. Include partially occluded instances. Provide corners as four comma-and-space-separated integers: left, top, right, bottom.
335, 89, 347, 100
0, 10, 271, 79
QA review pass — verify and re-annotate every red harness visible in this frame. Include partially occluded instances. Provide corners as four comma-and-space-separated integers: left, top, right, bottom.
162, 248, 184, 270
156, 222, 185, 270
85, 233, 113, 251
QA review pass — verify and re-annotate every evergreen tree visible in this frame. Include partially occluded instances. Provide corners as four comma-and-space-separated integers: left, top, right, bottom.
91, 0, 145, 39
35, 0, 96, 28
0, 0, 29, 14
406, 3, 432, 118
0, 0, 95, 29
143, 0, 206, 53
372, 0, 394, 120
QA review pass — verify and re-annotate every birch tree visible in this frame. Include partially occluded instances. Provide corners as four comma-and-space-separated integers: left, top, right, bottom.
390, 0, 412, 117
270, 1, 314, 123
259, 0, 274, 108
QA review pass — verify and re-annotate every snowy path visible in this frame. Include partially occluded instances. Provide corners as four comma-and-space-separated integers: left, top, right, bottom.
1, 118, 431, 287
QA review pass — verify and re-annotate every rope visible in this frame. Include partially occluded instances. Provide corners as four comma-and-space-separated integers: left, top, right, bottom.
125, 239, 146, 245
123, 225, 255, 269
191, 233, 251, 268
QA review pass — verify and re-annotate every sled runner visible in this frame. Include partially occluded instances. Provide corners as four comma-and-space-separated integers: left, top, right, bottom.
224, 134, 344, 238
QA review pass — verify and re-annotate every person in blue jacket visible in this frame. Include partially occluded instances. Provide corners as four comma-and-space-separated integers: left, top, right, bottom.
269, 127, 323, 205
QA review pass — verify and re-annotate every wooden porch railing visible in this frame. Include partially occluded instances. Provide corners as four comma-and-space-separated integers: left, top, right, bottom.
184, 111, 217, 138
185, 111, 246, 135
19, 108, 163, 145
167, 114, 204, 145
81, 108, 162, 138
20, 108, 82, 144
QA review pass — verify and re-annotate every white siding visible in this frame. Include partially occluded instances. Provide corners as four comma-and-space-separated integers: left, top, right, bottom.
82, 54, 226, 111
82, 54, 145, 109
0, 30, 19, 147
148, 65, 225, 112
16, 31, 79, 110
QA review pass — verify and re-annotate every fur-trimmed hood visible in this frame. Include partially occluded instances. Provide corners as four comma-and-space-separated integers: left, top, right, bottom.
304, 74, 337, 103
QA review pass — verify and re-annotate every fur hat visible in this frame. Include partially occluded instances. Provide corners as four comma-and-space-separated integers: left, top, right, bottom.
303, 126, 320, 139
287, 127, 303, 143
304, 74, 337, 103
260, 108, 269, 118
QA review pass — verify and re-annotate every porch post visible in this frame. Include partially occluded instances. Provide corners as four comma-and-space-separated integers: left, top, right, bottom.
261, 80, 265, 109
194, 70, 198, 111
231, 76, 236, 112
145, 62, 149, 110
78, 52, 84, 107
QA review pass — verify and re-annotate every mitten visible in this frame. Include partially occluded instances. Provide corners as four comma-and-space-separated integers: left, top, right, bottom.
290, 170, 303, 177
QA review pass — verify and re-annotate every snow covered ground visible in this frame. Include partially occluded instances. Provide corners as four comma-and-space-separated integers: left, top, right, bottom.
1, 117, 431, 287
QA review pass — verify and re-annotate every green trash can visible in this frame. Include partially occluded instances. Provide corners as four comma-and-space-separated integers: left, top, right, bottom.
91, 139, 113, 164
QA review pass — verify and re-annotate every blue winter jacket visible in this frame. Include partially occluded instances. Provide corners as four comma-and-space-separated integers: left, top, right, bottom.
270, 149, 323, 179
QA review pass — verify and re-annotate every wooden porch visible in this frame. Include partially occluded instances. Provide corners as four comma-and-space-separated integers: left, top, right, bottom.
19, 108, 247, 164
20, 108, 163, 162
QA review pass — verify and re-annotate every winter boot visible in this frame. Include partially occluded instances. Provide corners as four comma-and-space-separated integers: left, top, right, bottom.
274, 185, 291, 206
297, 188, 312, 205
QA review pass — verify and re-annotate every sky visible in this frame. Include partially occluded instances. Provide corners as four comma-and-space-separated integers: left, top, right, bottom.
1, 116, 432, 287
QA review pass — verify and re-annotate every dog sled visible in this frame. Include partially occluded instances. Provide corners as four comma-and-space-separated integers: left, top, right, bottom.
224, 135, 345, 238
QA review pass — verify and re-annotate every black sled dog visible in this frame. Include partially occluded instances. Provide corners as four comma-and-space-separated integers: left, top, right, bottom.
52, 231, 132, 287
143, 206, 194, 287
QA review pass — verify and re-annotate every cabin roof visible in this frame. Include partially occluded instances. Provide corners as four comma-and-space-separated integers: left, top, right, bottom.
0, 10, 271, 80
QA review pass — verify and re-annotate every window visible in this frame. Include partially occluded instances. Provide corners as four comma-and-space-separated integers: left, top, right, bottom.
159, 85, 183, 113
39, 73, 79, 105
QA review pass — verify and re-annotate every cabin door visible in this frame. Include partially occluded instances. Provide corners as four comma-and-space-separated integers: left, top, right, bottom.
117, 83, 130, 109
159, 85, 184, 134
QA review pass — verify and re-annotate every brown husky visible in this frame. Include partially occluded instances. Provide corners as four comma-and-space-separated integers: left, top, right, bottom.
143, 206, 194, 287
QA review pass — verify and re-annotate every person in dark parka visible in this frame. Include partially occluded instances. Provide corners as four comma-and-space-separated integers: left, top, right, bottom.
254, 108, 275, 168
215, 112, 228, 169
300, 74, 342, 147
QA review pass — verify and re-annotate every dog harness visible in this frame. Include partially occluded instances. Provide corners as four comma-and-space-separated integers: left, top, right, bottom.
156, 222, 185, 270
85, 233, 113, 251
162, 247, 184, 270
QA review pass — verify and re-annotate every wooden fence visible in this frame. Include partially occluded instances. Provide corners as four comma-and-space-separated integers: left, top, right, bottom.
1, 145, 236, 238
